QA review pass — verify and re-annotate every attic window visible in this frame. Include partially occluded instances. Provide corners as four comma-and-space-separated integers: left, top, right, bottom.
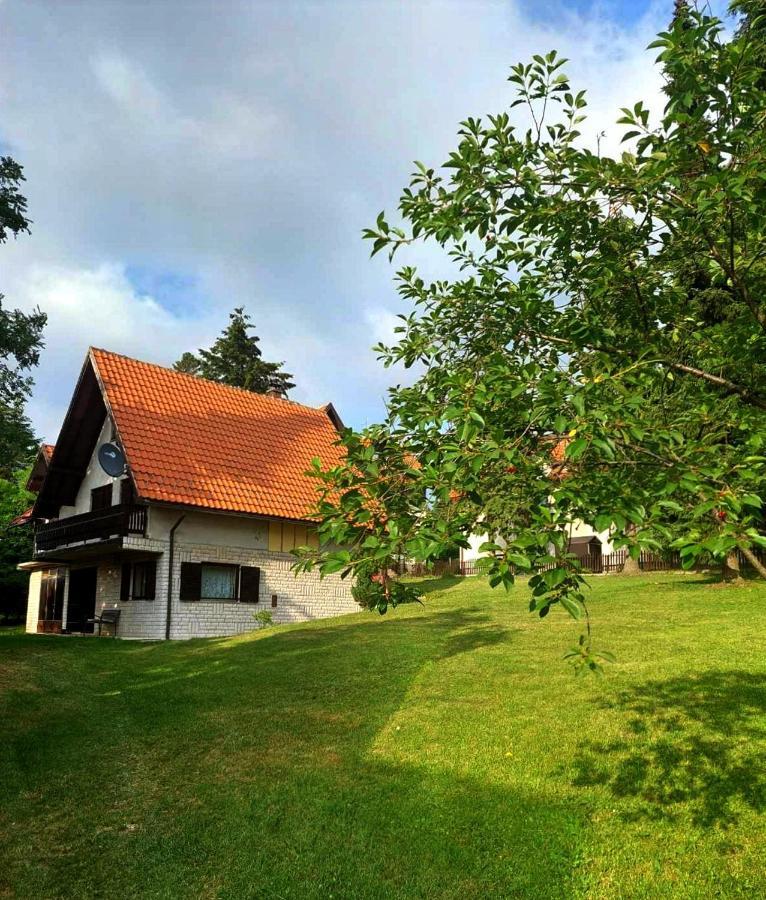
91, 484, 113, 511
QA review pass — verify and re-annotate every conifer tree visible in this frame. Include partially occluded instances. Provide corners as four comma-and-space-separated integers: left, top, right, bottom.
174, 307, 295, 397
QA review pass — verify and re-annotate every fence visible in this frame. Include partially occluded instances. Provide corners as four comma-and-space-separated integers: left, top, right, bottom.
403, 547, 766, 578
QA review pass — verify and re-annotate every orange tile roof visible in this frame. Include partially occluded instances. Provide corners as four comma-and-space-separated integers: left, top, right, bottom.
10, 506, 34, 527
90, 348, 344, 521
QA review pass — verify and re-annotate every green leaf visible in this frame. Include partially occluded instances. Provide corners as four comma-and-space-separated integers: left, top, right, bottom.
566, 438, 588, 460
559, 596, 582, 619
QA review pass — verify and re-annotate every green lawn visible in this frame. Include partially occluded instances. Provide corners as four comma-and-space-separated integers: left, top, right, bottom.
3, 575, 766, 899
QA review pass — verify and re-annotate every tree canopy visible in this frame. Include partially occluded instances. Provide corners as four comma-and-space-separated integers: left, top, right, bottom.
0, 468, 33, 622
174, 307, 295, 397
0, 156, 43, 618
0, 156, 45, 476
296, 4, 766, 670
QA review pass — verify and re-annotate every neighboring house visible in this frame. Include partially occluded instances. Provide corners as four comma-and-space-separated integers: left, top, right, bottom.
459, 521, 615, 570
458, 436, 616, 571
21, 348, 357, 639
9, 444, 55, 528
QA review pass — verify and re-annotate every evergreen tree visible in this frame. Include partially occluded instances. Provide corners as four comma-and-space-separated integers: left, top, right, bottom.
174, 307, 295, 397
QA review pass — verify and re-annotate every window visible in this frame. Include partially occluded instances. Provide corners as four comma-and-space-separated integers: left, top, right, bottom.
131, 561, 156, 600
91, 484, 113, 511
200, 564, 238, 600
180, 563, 260, 603
120, 561, 156, 601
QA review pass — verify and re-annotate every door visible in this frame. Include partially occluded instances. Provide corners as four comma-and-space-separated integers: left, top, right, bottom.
67, 567, 98, 633
37, 568, 66, 633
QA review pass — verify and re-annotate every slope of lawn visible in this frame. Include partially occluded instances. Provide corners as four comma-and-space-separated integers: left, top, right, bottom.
3, 573, 766, 899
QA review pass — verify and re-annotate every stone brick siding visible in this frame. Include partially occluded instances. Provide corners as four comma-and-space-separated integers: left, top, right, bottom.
94, 535, 357, 640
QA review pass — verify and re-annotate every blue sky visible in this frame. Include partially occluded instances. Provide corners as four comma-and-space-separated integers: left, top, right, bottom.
0, 0, 731, 441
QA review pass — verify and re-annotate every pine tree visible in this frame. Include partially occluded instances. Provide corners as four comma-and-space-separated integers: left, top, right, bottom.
174, 307, 295, 397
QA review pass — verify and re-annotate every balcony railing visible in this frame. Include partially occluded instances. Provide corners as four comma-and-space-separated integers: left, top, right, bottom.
35, 503, 147, 553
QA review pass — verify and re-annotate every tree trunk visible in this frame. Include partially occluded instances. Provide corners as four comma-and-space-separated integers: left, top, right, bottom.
619, 525, 642, 575
619, 553, 641, 576
722, 550, 745, 584
740, 546, 766, 579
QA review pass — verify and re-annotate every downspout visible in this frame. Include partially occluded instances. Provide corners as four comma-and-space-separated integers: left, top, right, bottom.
165, 515, 186, 640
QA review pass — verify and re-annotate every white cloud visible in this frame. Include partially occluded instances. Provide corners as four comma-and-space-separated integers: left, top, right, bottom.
92, 51, 166, 116
0, 0, 703, 440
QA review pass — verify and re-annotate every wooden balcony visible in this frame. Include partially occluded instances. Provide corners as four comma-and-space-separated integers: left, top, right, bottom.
35, 504, 147, 554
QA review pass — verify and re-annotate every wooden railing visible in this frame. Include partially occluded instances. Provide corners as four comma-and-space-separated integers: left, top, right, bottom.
35, 504, 147, 553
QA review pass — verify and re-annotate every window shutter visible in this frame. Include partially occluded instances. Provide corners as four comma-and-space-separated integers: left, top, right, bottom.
91, 484, 113, 511
180, 562, 202, 602
120, 478, 136, 505
145, 560, 156, 601
120, 563, 132, 603
239, 566, 261, 603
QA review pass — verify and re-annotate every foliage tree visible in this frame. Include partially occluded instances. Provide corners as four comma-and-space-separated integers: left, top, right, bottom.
0, 155, 46, 476
0, 156, 46, 618
174, 307, 295, 397
296, 6, 766, 670
0, 468, 33, 622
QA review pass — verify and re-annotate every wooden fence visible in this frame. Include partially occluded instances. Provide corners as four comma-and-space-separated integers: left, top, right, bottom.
404, 547, 766, 578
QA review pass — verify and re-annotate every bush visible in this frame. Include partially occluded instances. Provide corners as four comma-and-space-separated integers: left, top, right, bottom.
252, 610, 274, 629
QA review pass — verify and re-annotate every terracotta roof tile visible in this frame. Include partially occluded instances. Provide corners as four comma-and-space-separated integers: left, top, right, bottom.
90, 348, 343, 521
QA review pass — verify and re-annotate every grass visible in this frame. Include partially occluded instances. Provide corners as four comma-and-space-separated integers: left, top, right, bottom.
3, 574, 766, 898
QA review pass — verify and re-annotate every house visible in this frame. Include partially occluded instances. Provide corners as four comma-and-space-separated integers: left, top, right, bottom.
459, 519, 615, 570
21, 348, 357, 639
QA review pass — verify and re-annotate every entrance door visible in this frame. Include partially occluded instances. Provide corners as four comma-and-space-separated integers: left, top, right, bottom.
67, 567, 98, 633
37, 568, 66, 633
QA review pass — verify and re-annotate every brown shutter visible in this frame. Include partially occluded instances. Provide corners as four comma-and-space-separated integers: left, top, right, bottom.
180, 562, 202, 602
145, 560, 156, 601
91, 484, 113, 511
120, 478, 136, 505
239, 566, 261, 603
120, 563, 132, 602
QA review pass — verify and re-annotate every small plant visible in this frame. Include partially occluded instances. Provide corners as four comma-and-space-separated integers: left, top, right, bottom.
253, 609, 274, 629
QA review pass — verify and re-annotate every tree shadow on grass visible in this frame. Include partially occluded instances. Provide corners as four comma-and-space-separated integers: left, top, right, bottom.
570, 670, 766, 827
404, 574, 467, 596
0, 607, 579, 899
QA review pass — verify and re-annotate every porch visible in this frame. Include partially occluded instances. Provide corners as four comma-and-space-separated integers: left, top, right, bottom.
21, 545, 162, 636
34, 503, 147, 554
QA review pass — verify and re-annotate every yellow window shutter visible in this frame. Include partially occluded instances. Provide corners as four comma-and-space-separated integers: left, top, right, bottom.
282, 523, 296, 552
268, 521, 283, 552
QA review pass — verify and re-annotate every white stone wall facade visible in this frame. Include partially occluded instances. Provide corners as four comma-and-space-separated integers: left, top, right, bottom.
27, 457, 359, 639
87, 516, 357, 640
24, 570, 42, 633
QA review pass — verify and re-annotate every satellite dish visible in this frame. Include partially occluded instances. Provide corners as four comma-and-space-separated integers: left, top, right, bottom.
98, 442, 126, 477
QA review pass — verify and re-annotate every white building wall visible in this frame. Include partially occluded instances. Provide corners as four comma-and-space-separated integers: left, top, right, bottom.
148, 507, 269, 550
59, 414, 132, 518
461, 532, 490, 564
25, 571, 41, 633
90, 508, 357, 640
462, 520, 615, 565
